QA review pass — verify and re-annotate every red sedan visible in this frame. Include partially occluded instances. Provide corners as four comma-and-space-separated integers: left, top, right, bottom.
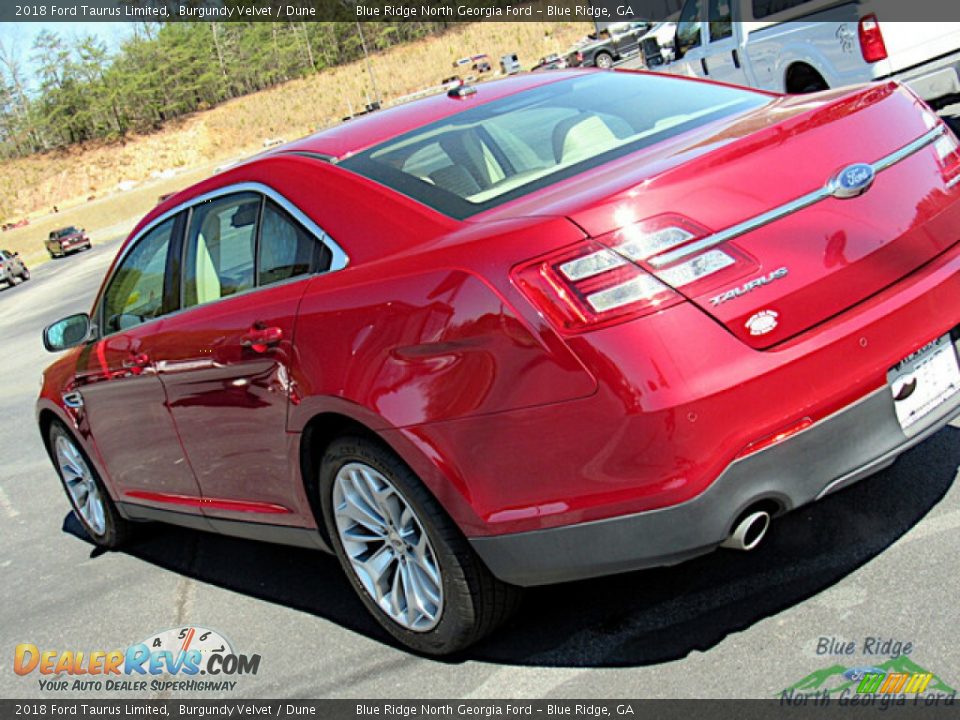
38, 70, 960, 654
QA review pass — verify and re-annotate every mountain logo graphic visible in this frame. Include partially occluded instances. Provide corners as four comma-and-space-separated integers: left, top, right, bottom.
780, 656, 956, 697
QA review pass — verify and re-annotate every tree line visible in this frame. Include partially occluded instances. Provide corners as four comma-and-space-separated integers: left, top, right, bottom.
0, 21, 458, 158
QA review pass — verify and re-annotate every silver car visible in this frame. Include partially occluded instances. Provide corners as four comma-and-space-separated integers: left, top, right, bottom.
0, 249, 30, 287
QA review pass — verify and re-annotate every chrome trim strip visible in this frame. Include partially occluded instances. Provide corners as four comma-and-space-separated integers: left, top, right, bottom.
93, 182, 350, 340
947, 174, 960, 189
648, 126, 946, 269
112, 181, 349, 274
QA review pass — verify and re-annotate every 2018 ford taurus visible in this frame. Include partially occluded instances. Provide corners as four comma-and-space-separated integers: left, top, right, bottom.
38, 70, 960, 654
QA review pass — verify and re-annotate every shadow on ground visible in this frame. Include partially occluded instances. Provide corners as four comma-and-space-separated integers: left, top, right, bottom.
64, 426, 960, 667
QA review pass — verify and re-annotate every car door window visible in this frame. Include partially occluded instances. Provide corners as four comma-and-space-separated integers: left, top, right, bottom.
183, 192, 259, 308
102, 217, 176, 334
258, 199, 330, 286
708, 0, 734, 41
676, 0, 704, 57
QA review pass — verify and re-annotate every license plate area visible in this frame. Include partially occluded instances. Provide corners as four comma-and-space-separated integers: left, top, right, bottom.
888, 333, 960, 432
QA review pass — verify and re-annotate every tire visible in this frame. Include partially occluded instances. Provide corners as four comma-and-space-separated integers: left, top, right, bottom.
319, 436, 521, 655
19, 268, 29, 281
594, 52, 614, 69
48, 421, 133, 549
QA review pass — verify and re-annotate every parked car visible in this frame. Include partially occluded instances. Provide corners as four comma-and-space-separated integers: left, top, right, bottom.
500, 53, 521, 75
38, 69, 960, 655
567, 21, 653, 68
2, 219, 30, 231
0, 249, 29, 287
453, 53, 492, 75
661, 0, 960, 104
46, 226, 91, 258
531, 53, 568, 72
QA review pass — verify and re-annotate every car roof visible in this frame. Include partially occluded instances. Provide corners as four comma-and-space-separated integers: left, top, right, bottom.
275, 70, 591, 161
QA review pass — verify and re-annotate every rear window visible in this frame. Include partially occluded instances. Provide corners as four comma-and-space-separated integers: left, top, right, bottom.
339, 73, 767, 220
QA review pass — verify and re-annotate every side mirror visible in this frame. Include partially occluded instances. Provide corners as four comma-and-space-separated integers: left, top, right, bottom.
43, 313, 92, 352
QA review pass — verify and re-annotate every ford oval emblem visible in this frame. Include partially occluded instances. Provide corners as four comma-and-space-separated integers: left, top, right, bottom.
830, 163, 876, 199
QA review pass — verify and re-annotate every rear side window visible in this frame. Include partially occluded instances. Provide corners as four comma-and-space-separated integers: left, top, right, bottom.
339, 73, 766, 220
258, 199, 330, 286
183, 193, 259, 308
103, 217, 175, 333
752, 0, 816, 19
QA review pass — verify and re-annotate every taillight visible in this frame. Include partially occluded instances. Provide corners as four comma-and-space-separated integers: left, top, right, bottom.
514, 241, 681, 331
858, 15, 887, 64
935, 125, 960, 188
514, 215, 756, 332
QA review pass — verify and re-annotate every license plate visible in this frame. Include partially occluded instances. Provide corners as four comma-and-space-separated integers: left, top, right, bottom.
888, 334, 960, 430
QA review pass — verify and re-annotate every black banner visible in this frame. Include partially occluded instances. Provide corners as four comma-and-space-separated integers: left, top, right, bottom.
4, 0, 960, 23
2, 699, 960, 718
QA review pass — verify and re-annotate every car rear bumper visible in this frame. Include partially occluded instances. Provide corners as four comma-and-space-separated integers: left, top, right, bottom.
470, 377, 960, 586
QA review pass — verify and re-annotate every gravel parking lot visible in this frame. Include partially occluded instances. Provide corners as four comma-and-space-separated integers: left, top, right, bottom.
2, 108, 960, 700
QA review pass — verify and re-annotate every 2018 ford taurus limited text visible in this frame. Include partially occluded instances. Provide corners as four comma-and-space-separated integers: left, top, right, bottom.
37, 70, 960, 655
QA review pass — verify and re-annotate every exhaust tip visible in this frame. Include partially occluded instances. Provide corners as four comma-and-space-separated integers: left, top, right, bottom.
721, 510, 771, 551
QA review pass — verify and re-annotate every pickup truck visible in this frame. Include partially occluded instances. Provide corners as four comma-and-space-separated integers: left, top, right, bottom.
644, 0, 960, 107
567, 21, 652, 68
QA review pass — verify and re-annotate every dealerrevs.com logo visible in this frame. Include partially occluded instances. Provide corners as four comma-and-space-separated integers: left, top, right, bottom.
13, 626, 260, 693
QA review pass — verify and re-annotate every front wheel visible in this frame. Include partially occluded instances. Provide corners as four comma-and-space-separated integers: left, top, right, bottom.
319, 436, 520, 655
48, 421, 133, 549
19, 268, 29, 281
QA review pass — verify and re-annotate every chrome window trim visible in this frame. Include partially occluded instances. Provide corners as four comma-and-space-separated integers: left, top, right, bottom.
94, 182, 349, 339
112, 181, 349, 274
648, 126, 947, 269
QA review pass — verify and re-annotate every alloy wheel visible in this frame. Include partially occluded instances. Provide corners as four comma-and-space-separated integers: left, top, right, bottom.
54, 434, 106, 536
332, 462, 443, 632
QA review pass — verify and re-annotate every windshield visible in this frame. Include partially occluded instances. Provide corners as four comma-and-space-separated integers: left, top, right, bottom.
55, 227, 80, 237
339, 73, 768, 220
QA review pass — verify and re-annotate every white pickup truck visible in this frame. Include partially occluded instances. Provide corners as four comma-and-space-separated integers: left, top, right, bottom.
643, 0, 960, 107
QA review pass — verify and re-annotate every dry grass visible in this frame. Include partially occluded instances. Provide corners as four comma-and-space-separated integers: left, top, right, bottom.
1, 21, 591, 245
1, 163, 219, 267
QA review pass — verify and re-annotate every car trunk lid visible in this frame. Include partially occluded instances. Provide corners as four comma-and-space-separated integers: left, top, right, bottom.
567, 82, 960, 349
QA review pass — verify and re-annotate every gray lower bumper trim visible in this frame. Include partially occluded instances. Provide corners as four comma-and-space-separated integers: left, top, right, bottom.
470, 380, 960, 587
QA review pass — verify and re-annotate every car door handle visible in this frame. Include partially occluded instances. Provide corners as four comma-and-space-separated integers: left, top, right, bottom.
122, 352, 151, 375
701, 57, 709, 75
732, 49, 741, 69
241, 325, 283, 353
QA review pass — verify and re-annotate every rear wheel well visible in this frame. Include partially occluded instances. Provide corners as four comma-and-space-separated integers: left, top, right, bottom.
299, 413, 382, 541
785, 63, 829, 94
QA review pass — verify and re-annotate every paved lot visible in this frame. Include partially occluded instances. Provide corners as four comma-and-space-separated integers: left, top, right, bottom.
2, 115, 960, 700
